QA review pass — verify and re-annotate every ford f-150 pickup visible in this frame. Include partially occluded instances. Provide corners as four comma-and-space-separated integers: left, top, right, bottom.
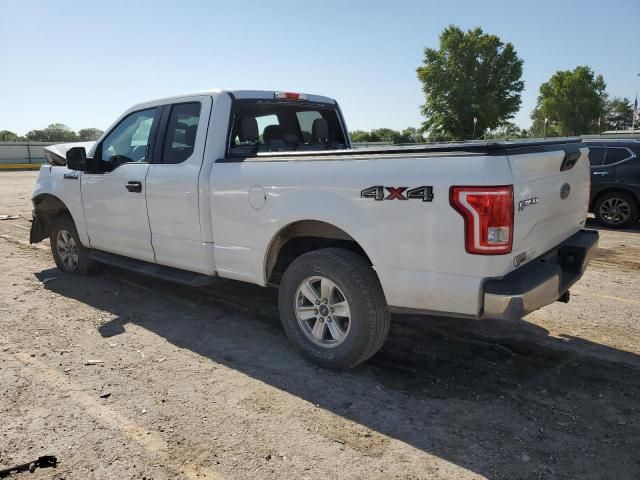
30, 89, 598, 369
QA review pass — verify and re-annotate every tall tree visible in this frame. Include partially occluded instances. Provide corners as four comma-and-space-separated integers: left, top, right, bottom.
0, 130, 20, 141
78, 128, 104, 141
416, 25, 524, 140
530, 66, 606, 136
603, 97, 633, 131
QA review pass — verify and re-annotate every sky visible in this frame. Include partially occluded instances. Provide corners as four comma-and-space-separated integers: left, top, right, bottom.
1, 0, 638, 136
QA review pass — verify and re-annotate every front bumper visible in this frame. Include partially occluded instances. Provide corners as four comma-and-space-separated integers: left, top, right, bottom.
482, 229, 599, 320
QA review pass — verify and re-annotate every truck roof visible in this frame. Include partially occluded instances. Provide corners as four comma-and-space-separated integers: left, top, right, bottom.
128, 89, 337, 111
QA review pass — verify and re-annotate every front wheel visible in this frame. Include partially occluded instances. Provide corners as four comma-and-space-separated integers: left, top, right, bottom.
594, 192, 638, 228
50, 215, 96, 275
278, 248, 389, 370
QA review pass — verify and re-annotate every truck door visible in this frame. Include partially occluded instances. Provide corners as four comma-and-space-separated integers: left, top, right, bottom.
145, 96, 214, 274
589, 145, 613, 193
80, 107, 160, 262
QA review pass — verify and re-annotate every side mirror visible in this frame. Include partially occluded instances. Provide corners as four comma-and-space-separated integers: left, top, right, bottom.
66, 147, 88, 171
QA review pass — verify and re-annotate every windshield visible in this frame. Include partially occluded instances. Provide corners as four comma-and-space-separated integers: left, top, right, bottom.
228, 100, 347, 156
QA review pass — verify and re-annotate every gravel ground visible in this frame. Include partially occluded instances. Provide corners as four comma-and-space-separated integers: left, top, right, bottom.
1, 170, 639, 480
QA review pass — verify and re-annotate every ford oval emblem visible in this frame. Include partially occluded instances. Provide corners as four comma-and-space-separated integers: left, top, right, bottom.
560, 183, 571, 199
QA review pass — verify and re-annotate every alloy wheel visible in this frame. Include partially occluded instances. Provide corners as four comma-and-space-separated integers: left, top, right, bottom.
294, 276, 351, 348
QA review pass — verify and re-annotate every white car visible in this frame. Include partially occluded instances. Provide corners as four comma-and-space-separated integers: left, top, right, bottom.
30, 90, 598, 369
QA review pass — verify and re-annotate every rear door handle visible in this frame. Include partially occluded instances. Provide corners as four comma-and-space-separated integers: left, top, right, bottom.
126, 181, 142, 192
593, 171, 608, 176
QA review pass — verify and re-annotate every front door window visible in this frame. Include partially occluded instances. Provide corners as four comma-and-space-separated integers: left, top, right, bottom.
100, 108, 158, 170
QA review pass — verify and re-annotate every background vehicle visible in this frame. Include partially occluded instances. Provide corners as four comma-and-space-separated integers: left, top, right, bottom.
30, 90, 597, 369
585, 139, 640, 228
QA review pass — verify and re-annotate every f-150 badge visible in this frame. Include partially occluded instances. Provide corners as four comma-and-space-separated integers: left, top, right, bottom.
361, 186, 434, 202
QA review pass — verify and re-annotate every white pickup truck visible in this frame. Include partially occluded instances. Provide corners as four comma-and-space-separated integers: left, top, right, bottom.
31, 89, 598, 369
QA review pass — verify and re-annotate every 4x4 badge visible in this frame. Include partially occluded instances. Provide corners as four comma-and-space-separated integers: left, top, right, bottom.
361, 186, 434, 202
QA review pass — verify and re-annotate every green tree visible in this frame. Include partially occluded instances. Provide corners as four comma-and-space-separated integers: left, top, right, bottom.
486, 122, 523, 140
603, 97, 633, 131
350, 130, 370, 142
397, 127, 421, 143
0, 130, 20, 141
78, 128, 104, 141
368, 128, 398, 142
416, 25, 524, 140
530, 66, 606, 136
25, 123, 78, 142
350, 127, 422, 144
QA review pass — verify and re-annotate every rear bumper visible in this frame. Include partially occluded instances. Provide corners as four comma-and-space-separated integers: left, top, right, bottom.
482, 229, 599, 320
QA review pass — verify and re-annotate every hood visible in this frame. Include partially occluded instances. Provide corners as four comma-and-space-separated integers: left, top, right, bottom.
44, 141, 95, 166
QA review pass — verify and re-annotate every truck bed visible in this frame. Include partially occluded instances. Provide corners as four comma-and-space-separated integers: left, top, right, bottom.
219, 138, 585, 162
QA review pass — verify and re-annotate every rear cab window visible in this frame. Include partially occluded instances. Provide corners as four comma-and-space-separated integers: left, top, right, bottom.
227, 98, 347, 157
162, 102, 201, 164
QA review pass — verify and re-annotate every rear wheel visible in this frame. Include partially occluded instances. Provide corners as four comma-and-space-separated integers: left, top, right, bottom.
278, 248, 389, 370
594, 192, 638, 228
50, 215, 96, 275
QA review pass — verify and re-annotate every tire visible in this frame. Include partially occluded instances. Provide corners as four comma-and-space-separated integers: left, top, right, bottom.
278, 248, 390, 370
594, 192, 638, 228
50, 215, 97, 275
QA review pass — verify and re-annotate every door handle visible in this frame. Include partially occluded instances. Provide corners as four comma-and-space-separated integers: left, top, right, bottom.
592, 171, 608, 176
126, 181, 142, 192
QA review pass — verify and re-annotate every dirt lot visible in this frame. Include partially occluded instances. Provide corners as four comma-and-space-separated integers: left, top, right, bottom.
1, 170, 639, 480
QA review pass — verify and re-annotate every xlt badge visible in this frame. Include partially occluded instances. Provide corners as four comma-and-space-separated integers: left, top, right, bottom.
518, 197, 538, 211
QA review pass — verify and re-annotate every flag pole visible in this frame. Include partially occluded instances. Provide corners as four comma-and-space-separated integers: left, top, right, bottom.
633, 93, 638, 132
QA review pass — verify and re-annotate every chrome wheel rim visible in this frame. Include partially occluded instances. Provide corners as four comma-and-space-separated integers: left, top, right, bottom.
56, 229, 79, 272
599, 197, 631, 225
295, 276, 351, 348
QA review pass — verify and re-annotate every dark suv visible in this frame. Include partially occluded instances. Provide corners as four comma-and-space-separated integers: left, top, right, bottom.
585, 139, 640, 228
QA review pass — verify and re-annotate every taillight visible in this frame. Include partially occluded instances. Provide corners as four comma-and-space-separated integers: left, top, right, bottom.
450, 186, 514, 255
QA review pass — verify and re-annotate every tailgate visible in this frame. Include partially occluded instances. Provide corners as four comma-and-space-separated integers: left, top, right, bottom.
506, 141, 590, 269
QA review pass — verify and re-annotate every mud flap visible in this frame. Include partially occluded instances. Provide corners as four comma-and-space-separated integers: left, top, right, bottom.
30, 213, 47, 244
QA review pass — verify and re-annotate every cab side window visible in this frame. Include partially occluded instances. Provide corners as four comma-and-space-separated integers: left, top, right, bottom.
162, 102, 201, 164
101, 108, 158, 169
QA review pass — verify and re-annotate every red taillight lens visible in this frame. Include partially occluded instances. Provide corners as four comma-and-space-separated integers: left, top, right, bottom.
450, 186, 514, 255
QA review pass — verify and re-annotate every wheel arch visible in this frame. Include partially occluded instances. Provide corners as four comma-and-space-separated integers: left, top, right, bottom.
30, 193, 72, 243
264, 220, 375, 286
